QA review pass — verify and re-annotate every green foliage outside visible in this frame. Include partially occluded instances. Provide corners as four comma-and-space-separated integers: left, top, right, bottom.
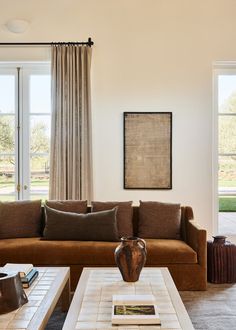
219, 197, 236, 212
0, 175, 48, 202
220, 91, 236, 113
218, 90, 236, 212
0, 114, 50, 200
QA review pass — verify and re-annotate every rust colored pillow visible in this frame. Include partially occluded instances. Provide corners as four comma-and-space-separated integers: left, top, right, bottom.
91, 201, 133, 237
45, 200, 87, 213
138, 201, 181, 239
0, 200, 42, 239
43, 205, 119, 241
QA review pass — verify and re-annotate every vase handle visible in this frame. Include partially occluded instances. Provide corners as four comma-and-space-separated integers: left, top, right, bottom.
137, 238, 146, 251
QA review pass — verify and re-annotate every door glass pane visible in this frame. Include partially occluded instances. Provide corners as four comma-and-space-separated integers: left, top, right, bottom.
218, 75, 236, 113
0, 75, 15, 113
0, 115, 15, 153
30, 115, 50, 154
219, 155, 236, 189
219, 116, 236, 154
30, 155, 49, 199
30, 75, 51, 114
0, 155, 15, 199
0, 74, 16, 201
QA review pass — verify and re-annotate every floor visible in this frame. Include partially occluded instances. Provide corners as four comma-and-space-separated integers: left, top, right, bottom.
180, 283, 236, 330
218, 212, 236, 235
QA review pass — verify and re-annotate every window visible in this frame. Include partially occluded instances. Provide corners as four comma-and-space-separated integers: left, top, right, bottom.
0, 63, 51, 201
213, 65, 236, 235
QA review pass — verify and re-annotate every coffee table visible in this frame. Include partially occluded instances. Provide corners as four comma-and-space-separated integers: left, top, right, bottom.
63, 267, 194, 330
0, 267, 70, 330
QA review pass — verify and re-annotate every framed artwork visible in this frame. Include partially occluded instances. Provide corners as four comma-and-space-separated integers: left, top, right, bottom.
124, 112, 172, 189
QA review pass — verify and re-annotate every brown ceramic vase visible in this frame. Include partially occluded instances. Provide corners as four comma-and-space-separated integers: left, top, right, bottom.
114, 236, 147, 282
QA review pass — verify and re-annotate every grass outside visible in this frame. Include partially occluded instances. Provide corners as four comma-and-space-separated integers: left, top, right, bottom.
0, 194, 47, 203
219, 196, 236, 212
0, 177, 48, 202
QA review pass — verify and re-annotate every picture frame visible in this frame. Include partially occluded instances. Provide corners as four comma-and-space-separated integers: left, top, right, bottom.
124, 112, 172, 189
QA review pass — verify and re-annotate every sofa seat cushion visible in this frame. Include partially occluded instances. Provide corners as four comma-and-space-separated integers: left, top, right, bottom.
145, 239, 197, 264
0, 238, 197, 266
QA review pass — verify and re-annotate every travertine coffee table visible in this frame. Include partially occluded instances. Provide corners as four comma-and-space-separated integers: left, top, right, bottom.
0, 267, 70, 330
63, 267, 194, 330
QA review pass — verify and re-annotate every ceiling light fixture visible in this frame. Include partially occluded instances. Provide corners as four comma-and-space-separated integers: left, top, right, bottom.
5, 19, 30, 34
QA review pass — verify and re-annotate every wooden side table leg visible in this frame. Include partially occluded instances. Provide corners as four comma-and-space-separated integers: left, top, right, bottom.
61, 278, 70, 312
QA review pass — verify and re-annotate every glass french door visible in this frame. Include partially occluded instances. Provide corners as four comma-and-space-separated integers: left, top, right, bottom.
0, 64, 51, 201
213, 67, 236, 236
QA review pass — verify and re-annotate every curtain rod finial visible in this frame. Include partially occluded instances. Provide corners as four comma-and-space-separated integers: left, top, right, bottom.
88, 37, 94, 47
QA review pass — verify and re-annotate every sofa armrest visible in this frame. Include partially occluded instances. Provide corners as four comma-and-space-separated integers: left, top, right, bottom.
186, 220, 207, 267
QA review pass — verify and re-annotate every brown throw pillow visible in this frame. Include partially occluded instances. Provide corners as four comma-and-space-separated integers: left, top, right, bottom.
0, 200, 42, 239
138, 201, 181, 239
43, 205, 119, 241
45, 200, 87, 213
91, 201, 133, 238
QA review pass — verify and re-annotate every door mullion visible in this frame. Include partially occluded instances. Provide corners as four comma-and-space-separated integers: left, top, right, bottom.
16, 67, 21, 199
21, 68, 30, 200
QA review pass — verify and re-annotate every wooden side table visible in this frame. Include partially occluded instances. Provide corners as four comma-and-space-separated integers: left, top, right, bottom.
207, 235, 236, 283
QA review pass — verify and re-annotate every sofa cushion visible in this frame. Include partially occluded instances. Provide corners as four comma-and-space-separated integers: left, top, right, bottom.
138, 201, 181, 239
91, 201, 133, 237
0, 200, 42, 239
45, 200, 87, 213
43, 205, 119, 241
145, 239, 197, 264
0, 238, 197, 265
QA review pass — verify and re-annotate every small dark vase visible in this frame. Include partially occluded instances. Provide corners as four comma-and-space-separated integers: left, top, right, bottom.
0, 272, 28, 314
207, 235, 236, 283
114, 236, 147, 282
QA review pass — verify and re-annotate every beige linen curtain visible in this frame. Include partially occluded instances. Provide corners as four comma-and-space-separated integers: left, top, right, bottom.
49, 44, 93, 201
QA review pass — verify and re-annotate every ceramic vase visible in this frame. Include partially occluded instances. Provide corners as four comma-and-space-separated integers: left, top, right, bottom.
114, 236, 147, 282
207, 235, 236, 283
0, 272, 28, 314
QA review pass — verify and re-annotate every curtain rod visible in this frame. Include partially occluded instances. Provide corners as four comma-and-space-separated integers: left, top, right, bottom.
0, 37, 94, 47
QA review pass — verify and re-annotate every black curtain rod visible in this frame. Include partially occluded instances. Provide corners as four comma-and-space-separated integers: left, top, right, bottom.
0, 37, 94, 47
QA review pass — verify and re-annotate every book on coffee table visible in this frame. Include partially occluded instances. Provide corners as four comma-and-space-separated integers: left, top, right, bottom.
2, 263, 33, 278
112, 294, 161, 325
21, 268, 39, 288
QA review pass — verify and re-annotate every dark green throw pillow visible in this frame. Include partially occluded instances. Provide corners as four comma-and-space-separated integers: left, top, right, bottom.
43, 205, 119, 241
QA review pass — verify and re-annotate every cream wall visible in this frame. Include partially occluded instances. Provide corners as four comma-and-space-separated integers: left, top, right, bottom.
1, 0, 236, 237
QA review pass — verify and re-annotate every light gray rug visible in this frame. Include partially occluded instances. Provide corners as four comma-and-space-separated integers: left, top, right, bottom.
46, 283, 236, 330
180, 283, 236, 330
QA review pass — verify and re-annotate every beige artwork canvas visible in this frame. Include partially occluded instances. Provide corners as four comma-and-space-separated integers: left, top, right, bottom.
124, 112, 172, 189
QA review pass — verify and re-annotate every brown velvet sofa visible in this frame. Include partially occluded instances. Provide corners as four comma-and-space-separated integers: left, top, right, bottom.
0, 204, 206, 291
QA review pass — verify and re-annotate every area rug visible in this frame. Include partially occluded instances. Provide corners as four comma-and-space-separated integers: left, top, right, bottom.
45, 283, 236, 330
180, 283, 236, 330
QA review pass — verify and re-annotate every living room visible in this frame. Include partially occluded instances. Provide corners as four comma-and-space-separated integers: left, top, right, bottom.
0, 1, 236, 329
